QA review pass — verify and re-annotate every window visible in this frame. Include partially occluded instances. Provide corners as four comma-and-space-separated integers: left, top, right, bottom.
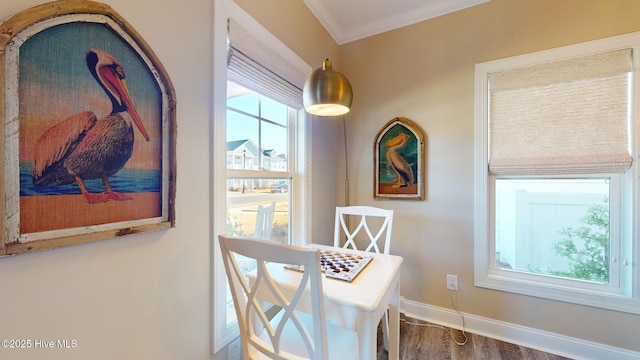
212, 0, 311, 352
224, 83, 296, 325
474, 33, 640, 314
226, 82, 292, 245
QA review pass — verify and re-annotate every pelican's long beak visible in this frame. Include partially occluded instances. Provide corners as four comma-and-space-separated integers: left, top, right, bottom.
118, 79, 150, 142
98, 65, 151, 142
384, 133, 408, 147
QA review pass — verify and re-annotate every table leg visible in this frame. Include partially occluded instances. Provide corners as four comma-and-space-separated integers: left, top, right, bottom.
382, 310, 390, 351
388, 280, 400, 360
356, 311, 375, 360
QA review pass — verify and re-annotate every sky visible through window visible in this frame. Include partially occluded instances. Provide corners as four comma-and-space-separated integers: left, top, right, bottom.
227, 84, 288, 158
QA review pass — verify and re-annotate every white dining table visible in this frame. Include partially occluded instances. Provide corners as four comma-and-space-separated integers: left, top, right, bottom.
254, 243, 403, 360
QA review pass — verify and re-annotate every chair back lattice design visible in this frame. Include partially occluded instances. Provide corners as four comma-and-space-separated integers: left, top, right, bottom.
334, 206, 394, 254
218, 235, 328, 360
252, 202, 276, 240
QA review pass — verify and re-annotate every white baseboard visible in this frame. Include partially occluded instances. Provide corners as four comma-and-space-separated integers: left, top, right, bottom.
401, 297, 640, 360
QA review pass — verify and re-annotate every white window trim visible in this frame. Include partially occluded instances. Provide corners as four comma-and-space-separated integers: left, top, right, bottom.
474, 32, 640, 314
211, 0, 312, 352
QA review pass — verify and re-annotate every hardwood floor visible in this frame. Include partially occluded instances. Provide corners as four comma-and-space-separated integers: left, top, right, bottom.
376, 316, 573, 360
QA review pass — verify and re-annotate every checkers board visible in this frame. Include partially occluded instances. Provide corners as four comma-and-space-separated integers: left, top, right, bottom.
285, 249, 373, 282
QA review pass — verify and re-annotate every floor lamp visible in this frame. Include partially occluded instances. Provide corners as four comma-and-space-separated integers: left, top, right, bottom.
303, 59, 353, 206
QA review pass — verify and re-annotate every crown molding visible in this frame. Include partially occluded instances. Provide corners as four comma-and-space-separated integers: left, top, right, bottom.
304, 0, 490, 45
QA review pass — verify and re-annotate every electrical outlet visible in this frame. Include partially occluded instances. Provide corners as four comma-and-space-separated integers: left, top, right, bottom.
446, 274, 459, 291
228, 338, 242, 360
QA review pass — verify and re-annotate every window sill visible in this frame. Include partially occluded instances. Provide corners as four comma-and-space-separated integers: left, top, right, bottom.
475, 270, 639, 314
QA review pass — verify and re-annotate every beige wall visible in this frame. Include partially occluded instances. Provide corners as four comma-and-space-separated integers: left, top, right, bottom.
0, 1, 213, 359
340, 0, 640, 352
234, 0, 339, 68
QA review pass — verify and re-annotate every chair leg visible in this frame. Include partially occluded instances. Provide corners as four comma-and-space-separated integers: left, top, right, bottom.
382, 309, 390, 351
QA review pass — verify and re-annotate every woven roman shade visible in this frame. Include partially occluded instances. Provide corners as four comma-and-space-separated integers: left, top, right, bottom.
227, 19, 305, 109
488, 49, 633, 175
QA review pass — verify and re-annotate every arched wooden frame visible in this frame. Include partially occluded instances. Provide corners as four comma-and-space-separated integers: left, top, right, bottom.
374, 117, 426, 201
0, 0, 176, 257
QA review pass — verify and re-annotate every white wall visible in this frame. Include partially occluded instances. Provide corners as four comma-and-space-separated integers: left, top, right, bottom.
0, 1, 212, 359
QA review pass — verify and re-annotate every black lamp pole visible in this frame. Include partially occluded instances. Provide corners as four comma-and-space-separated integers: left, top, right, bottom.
242, 149, 246, 194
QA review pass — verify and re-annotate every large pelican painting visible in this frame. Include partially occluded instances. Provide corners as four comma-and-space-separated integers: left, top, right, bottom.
0, 1, 176, 257
374, 117, 425, 200
30, 48, 152, 204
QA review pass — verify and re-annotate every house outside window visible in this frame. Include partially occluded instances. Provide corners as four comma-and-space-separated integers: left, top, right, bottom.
474, 32, 640, 314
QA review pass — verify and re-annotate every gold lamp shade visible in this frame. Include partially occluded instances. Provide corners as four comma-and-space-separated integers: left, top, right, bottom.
303, 59, 353, 116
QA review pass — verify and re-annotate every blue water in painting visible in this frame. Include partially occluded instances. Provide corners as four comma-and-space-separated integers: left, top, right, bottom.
20, 162, 161, 196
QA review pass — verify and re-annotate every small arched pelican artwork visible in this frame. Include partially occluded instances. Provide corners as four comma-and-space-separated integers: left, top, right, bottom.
384, 132, 415, 188
374, 117, 425, 200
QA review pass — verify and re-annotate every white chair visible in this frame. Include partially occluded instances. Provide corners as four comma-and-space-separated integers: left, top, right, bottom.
334, 206, 394, 254
250, 202, 275, 240
218, 234, 358, 360
333, 205, 394, 350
